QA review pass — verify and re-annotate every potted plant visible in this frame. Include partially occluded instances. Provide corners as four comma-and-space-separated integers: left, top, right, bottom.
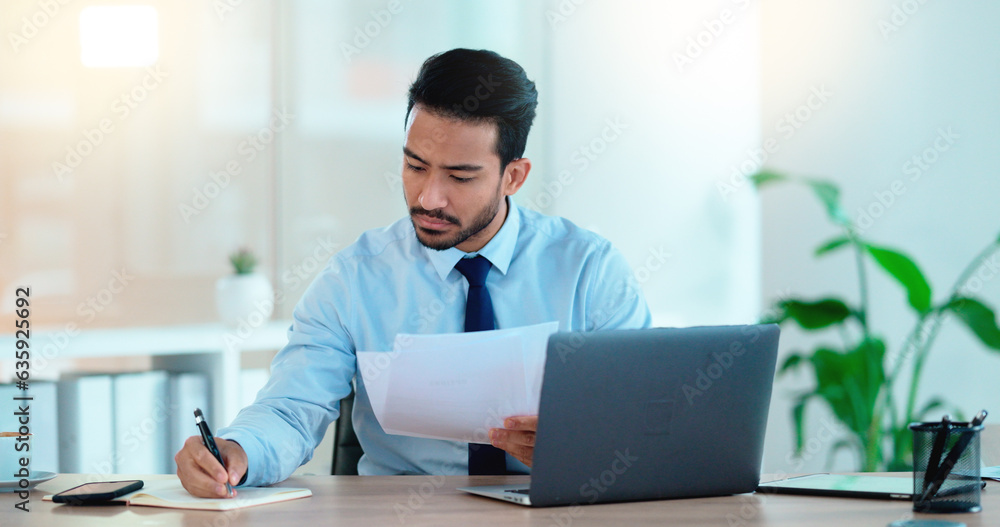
752, 171, 1000, 471
215, 247, 274, 327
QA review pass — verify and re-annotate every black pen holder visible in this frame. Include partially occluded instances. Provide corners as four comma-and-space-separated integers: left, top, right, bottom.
910, 421, 983, 513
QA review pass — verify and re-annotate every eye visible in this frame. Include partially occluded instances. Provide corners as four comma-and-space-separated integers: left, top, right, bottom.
406, 163, 425, 172
451, 175, 473, 183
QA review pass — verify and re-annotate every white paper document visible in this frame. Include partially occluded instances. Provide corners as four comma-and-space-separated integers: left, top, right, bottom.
357, 321, 558, 443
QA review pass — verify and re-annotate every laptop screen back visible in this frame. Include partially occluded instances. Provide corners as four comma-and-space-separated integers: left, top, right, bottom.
528, 324, 780, 507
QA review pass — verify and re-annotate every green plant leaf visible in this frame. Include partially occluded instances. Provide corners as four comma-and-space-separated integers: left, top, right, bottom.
815, 237, 851, 257
229, 247, 258, 275
779, 353, 805, 375
791, 394, 813, 454
777, 299, 853, 330
808, 339, 886, 450
749, 172, 851, 226
810, 348, 857, 433
885, 422, 915, 472
759, 305, 785, 325
804, 179, 850, 226
749, 171, 787, 189
941, 297, 1000, 350
865, 244, 932, 313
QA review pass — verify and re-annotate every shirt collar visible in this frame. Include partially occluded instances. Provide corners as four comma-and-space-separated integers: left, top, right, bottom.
423, 196, 520, 281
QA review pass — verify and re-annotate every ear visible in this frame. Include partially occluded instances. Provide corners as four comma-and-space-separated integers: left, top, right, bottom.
502, 157, 531, 196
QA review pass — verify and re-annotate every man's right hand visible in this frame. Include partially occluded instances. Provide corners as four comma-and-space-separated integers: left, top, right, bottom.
175, 436, 248, 498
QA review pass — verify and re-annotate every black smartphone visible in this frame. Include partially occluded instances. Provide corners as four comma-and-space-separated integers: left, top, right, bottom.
52, 480, 144, 505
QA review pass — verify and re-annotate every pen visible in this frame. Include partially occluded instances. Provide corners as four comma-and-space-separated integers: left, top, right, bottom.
921, 414, 950, 494
919, 409, 988, 503
194, 408, 234, 498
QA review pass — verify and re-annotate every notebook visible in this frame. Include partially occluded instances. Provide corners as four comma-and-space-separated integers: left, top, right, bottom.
459, 324, 780, 507
45, 479, 311, 511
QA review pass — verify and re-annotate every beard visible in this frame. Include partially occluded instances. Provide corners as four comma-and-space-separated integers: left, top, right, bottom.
409, 184, 504, 251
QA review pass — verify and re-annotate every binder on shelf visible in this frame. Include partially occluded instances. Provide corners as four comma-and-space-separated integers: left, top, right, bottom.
0, 384, 19, 431
57, 375, 115, 474
168, 372, 210, 473
113, 371, 170, 474
28, 381, 60, 473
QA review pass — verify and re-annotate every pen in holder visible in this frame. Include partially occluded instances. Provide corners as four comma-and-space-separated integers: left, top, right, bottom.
910, 410, 987, 514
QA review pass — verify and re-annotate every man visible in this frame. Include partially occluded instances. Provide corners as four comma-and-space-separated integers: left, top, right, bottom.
176, 48, 651, 498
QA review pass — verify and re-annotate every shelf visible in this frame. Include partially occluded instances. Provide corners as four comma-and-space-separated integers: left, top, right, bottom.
1, 320, 292, 426
0, 320, 291, 359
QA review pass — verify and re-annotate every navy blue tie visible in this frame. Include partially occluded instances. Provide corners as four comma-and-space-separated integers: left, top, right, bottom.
455, 255, 508, 475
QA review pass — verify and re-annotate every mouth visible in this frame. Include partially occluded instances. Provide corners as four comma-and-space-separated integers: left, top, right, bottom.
413, 213, 455, 231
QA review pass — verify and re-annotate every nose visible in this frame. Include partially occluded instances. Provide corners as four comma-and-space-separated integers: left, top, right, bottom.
418, 175, 447, 210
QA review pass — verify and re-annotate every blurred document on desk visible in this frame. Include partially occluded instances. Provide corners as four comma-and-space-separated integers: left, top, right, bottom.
358, 321, 558, 443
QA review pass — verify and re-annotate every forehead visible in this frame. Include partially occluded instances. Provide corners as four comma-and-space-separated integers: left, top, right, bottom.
404, 105, 498, 164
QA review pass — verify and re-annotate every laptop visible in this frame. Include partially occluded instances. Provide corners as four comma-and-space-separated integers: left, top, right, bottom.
459, 324, 780, 507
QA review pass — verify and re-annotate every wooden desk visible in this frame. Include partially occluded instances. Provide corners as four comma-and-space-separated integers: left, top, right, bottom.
3, 473, 996, 526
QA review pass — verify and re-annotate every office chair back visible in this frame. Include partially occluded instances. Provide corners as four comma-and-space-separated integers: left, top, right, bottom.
332, 390, 363, 475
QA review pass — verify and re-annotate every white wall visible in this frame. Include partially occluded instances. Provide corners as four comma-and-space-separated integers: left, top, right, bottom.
759, 0, 1000, 473
537, 0, 763, 328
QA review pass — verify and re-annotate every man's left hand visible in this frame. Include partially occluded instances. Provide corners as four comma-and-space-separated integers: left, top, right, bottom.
490, 416, 537, 467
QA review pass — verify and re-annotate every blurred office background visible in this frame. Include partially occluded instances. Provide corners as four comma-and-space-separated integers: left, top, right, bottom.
0, 0, 998, 475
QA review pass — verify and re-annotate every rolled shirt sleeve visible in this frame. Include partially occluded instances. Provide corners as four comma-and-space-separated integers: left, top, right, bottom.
217, 255, 357, 487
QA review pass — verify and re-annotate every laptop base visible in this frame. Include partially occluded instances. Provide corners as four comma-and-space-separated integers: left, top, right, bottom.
457, 484, 532, 506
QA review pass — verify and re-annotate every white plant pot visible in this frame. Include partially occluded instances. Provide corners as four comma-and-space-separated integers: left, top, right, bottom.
215, 273, 274, 327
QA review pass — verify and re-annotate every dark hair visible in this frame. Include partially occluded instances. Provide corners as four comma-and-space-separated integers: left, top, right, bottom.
406, 48, 538, 171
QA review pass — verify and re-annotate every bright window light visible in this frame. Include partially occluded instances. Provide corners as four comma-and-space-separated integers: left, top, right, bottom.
79, 6, 159, 68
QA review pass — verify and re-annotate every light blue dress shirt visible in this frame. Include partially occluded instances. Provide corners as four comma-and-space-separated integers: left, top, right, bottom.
218, 198, 652, 486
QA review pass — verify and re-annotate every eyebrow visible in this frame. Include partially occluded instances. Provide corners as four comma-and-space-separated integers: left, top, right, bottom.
403, 147, 483, 172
